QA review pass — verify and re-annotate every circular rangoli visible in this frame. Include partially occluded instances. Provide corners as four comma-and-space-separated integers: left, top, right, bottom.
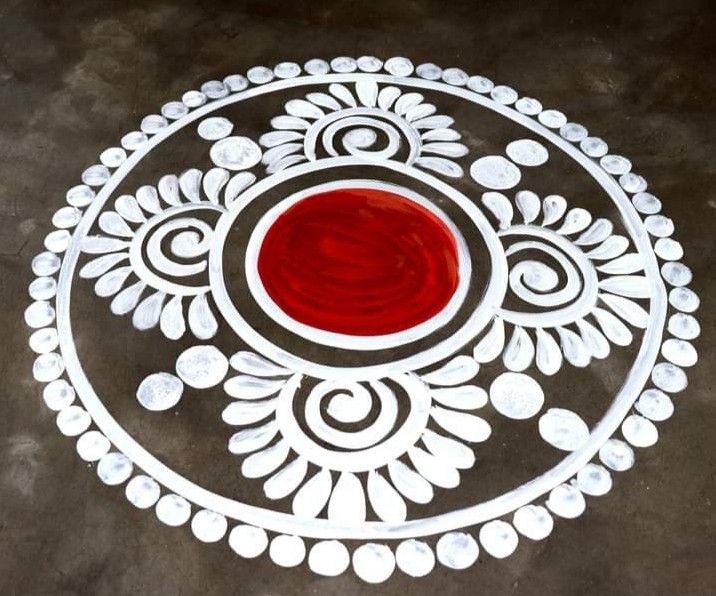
25, 55, 700, 583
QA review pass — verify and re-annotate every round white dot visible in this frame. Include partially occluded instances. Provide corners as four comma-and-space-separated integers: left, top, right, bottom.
479, 520, 518, 558
125, 475, 161, 509
229, 525, 268, 558
191, 510, 228, 543
352, 543, 395, 583
76, 430, 110, 461
512, 505, 553, 540
470, 155, 521, 189
436, 532, 479, 569
156, 494, 191, 526
308, 540, 350, 576
490, 372, 544, 419
175, 346, 228, 389
97, 452, 133, 486
395, 539, 435, 577
269, 535, 305, 567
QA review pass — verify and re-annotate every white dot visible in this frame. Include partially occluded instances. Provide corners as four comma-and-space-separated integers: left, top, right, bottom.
490, 372, 544, 419
29, 277, 59, 302
56, 405, 91, 436
479, 520, 518, 558
636, 389, 674, 421
384, 56, 413, 76
352, 543, 395, 583
668, 287, 699, 312
576, 463, 612, 496
512, 505, 553, 540
661, 262, 692, 287
197, 117, 234, 141
470, 155, 521, 189
308, 540, 349, 576
599, 438, 635, 471
668, 313, 700, 339
97, 452, 133, 486
66, 184, 95, 206
395, 539, 435, 577
547, 484, 585, 518
304, 59, 329, 75
25, 301, 55, 328
136, 372, 183, 411
125, 475, 161, 509
43, 379, 75, 410
247, 66, 274, 84
538, 109, 567, 129
621, 415, 658, 448
210, 136, 262, 171
505, 139, 549, 166
223, 74, 248, 92
191, 510, 228, 543
436, 532, 479, 569
652, 362, 688, 393
156, 494, 191, 526
175, 345, 228, 389
330, 56, 358, 73
33, 352, 64, 382
538, 408, 590, 451
229, 525, 268, 558
269, 535, 305, 567
76, 430, 110, 461
274, 62, 301, 79
490, 85, 518, 104
661, 339, 697, 367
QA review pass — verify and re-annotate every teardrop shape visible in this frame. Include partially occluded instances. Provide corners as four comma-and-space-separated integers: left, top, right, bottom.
422, 355, 479, 386
94, 266, 132, 297
556, 327, 591, 367
412, 115, 454, 130
305, 92, 341, 111
367, 471, 407, 522
586, 235, 629, 260
228, 420, 278, 455
422, 429, 475, 469
224, 376, 286, 400
81, 236, 129, 254
110, 281, 146, 315
266, 154, 306, 174
394, 92, 423, 115
99, 211, 133, 237
264, 457, 308, 500
188, 293, 218, 339
421, 128, 461, 142
355, 79, 379, 108
230, 351, 292, 377
414, 156, 463, 178
482, 192, 513, 229
576, 318, 610, 359
503, 326, 535, 372
328, 472, 365, 523
80, 253, 128, 279
592, 307, 633, 346
132, 291, 166, 330
271, 115, 311, 130
259, 130, 304, 148
222, 398, 277, 425
179, 169, 202, 203
285, 99, 324, 119
421, 142, 469, 158
136, 185, 161, 213
158, 174, 181, 206
431, 386, 487, 410
115, 195, 146, 223
535, 328, 562, 375
292, 469, 332, 518
262, 143, 302, 168
575, 219, 613, 246
202, 167, 229, 204
241, 439, 289, 478
377, 86, 401, 111
387, 459, 433, 504
328, 83, 356, 107
473, 318, 505, 363
431, 406, 492, 442
542, 195, 567, 226
599, 276, 651, 299
597, 253, 644, 275
556, 208, 592, 235
408, 446, 460, 489
405, 103, 437, 122
515, 190, 540, 224
224, 172, 256, 205
159, 295, 185, 340
599, 294, 649, 328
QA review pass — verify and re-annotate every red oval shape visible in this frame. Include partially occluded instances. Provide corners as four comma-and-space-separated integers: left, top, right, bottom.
257, 187, 460, 336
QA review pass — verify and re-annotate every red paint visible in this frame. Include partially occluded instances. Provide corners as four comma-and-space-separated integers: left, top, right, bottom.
257, 187, 460, 336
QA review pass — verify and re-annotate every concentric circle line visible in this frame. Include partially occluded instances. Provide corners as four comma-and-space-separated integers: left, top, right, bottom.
56, 71, 667, 540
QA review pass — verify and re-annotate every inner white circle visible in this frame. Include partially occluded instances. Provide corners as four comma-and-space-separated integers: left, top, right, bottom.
244, 179, 471, 351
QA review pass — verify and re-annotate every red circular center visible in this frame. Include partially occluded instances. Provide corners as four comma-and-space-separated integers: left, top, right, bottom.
257, 187, 460, 336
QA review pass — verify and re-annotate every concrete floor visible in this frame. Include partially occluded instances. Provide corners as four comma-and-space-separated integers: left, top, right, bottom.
1, 0, 715, 594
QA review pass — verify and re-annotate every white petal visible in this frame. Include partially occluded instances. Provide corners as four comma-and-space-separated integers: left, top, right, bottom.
292, 468, 332, 518
80, 253, 128, 279
271, 115, 311, 130
592, 307, 633, 346
159, 295, 185, 340
158, 174, 181, 206
599, 275, 651, 298
266, 155, 306, 174
328, 472, 365, 522
179, 168, 202, 203
431, 385, 487, 410
241, 439, 289, 478
422, 429, 475, 469
136, 185, 161, 213
110, 281, 145, 315
202, 167, 229, 204
228, 420, 278, 454
503, 326, 535, 372
99, 211, 133, 237
473, 318, 505, 363
408, 446, 459, 489
394, 92, 423, 115
556, 327, 591, 367
515, 190, 540, 224
222, 399, 276, 425
414, 156, 463, 178
556, 208, 591, 235
224, 172, 256, 206
132, 291, 165, 330
387, 460, 433, 504
576, 318, 610, 359
285, 99, 324, 119
422, 355, 479, 386
377, 86, 401, 111
94, 266, 132, 297
597, 253, 644, 275
356, 79, 378, 107
262, 143, 302, 167
586, 235, 629, 260
230, 351, 291, 377
541, 195, 567, 227
224, 376, 285, 399
405, 103, 436, 122
431, 406, 491, 442
305, 92, 341, 111
81, 236, 129, 254
575, 218, 613, 246
115, 194, 146, 222
264, 457, 308, 500
421, 142, 468, 158
328, 83, 356, 107
259, 130, 304, 148
482, 192, 513, 229
188, 293, 218, 339
367, 471, 407, 522
599, 294, 649, 328
421, 128, 461, 142
412, 115, 454, 130
535, 328, 562, 375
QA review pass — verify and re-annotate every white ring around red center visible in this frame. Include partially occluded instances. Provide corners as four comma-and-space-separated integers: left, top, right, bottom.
245, 180, 471, 351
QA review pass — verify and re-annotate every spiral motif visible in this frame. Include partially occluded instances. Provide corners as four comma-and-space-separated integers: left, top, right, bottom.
274, 374, 432, 472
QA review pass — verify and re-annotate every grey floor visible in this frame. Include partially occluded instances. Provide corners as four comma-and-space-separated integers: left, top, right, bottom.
1, 1, 714, 594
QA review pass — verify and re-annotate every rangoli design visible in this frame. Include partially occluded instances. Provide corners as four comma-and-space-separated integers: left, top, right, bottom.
25, 56, 700, 582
